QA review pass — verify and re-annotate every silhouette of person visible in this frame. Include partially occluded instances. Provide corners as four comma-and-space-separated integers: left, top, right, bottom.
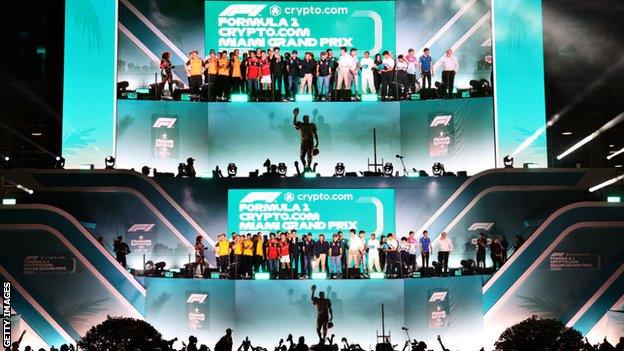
295, 336, 309, 351
187, 335, 199, 351
293, 108, 319, 170
215, 328, 234, 351
310, 285, 333, 343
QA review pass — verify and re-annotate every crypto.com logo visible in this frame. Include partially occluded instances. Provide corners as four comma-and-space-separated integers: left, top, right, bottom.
152, 117, 177, 129
127, 224, 155, 232
429, 291, 448, 302
219, 4, 266, 17
186, 294, 208, 304
430, 115, 452, 127
468, 222, 494, 231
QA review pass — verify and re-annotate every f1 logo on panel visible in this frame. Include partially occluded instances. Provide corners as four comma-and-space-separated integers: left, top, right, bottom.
152, 117, 177, 129
127, 224, 155, 232
186, 294, 208, 304
468, 222, 494, 231
430, 115, 452, 127
219, 4, 266, 17
429, 291, 447, 302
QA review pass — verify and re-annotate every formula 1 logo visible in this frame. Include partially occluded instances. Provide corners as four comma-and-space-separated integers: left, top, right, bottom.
219, 4, 266, 17
127, 224, 155, 232
240, 192, 282, 203
186, 294, 208, 304
429, 291, 448, 302
430, 115, 452, 127
468, 222, 494, 231
152, 117, 177, 129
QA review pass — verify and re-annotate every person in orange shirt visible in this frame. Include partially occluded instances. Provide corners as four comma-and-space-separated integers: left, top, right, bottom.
216, 51, 230, 101
230, 49, 242, 94
185, 50, 203, 93
243, 233, 254, 278
203, 50, 218, 101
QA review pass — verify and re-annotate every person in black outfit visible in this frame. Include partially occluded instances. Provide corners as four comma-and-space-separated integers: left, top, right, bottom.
313, 234, 330, 273
113, 235, 130, 268
292, 107, 319, 170
290, 231, 300, 277
271, 47, 284, 99
500, 236, 509, 262
301, 233, 315, 278
215, 329, 233, 351
288, 51, 302, 100
476, 233, 487, 268
490, 237, 503, 270
160, 51, 174, 97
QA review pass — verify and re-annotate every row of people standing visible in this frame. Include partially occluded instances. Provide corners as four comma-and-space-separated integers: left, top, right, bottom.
160, 46, 460, 101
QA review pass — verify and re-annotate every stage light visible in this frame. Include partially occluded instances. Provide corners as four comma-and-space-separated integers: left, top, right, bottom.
105, 156, 116, 169
503, 155, 514, 168
2, 198, 17, 205
155, 262, 166, 270
255, 272, 270, 280
607, 146, 624, 160
432, 162, 444, 176
561, 131, 573, 136
311, 272, 327, 279
607, 196, 621, 203
557, 112, 624, 160
295, 94, 314, 102
370, 272, 385, 279
53, 156, 65, 169
277, 162, 287, 177
1, 156, 13, 169
231, 94, 249, 102
361, 94, 378, 102
227, 163, 238, 177
334, 162, 345, 177
16, 184, 34, 195
304, 171, 317, 178
589, 174, 624, 192
79, 164, 94, 170
177, 163, 188, 177
383, 162, 394, 177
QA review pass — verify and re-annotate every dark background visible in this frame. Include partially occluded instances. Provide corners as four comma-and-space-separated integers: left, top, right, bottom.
1, 0, 623, 169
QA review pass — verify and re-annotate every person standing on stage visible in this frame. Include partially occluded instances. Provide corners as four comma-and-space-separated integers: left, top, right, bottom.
349, 48, 360, 96
476, 233, 487, 268
360, 51, 375, 94
440, 48, 459, 98
253, 233, 264, 273
301, 233, 315, 278
279, 233, 291, 275
267, 233, 279, 277
216, 51, 230, 100
314, 234, 330, 273
437, 232, 453, 276
316, 52, 332, 100
330, 234, 343, 277
194, 235, 206, 278
358, 230, 367, 273
407, 231, 418, 271
379, 235, 387, 270
419, 48, 433, 89
419, 230, 432, 268
216, 233, 231, 275
232, 234, 244, 278
230, 50, 242, 94
310, 285, 333, 343
246, 52, 260, 100
347, 229, 363, 270
271, 47, 284, 99
186, 50, 204, 94
259, 50, 272, 92
380, 51, 395, 100
490, 237, 503, 271
385, 233, 398, 276
113, 235, 130, 268
326, 49, 338, 96
292, 107, 319, 170
160, 51, 174, 96
336, 47, 352, 90
243, 233, 254, 278
500, 236, 509, 262
406, 48, 419, 94
367, 233, 381, 272
290, 231, 301, 277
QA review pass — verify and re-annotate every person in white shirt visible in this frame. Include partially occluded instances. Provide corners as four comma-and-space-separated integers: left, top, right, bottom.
380, 51, 395, 99
349, 48, 360, 95
360, 51, 375, 94
385, 233, 399, 276
367, 233, 381, 272
406, 48, 420, 94
439, 48, 459, 98
347, 229, 363, 269
437, 231, 453, 276
336, 46, 352, 90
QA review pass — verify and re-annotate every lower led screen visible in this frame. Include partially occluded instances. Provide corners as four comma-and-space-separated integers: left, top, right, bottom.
116, 98, 495, 176
145, 276, 484, 350
228, 188, 395, 235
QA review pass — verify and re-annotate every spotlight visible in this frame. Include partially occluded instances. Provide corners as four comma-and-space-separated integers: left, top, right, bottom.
53, 156, 65, 169
227, 163, 237, 177
277, 162, 287, 177
154, 261, 166, 271
1, 156, 13, 169
503, 155, 514, 168
334, 162, 346, 177
16, 184, 34, 195
177, 163, 188, 178
432, 162, 444, 176
105, 156, 116, 169
383, 162, 394, 177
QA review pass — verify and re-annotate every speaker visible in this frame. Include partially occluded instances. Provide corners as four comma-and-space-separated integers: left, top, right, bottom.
419, 267, 436, 277
332, 89, 352, 101
418, 88, 438, 100
257, 89, 274, 102
200, 83, 215, 101
347, 268, 361, 278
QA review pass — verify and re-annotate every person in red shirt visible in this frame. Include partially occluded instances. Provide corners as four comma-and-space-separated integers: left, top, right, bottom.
246, 51, 260, 99
260, 50, 272, 91
266, 232, 279, 276
279, 233, 291, 274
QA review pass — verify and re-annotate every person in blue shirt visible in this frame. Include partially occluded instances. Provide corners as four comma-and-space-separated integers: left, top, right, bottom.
419, 230, 432, 268
419, 48, 433, 89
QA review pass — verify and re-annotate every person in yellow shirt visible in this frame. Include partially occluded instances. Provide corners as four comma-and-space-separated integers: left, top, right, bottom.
243, 233, 254, 278
217, 51, 230, 101
253, 233, 265, 273
204, 49, 218, 83
230, 49, 243, 94
215, 233, 230, 275
185, 50, 203, 93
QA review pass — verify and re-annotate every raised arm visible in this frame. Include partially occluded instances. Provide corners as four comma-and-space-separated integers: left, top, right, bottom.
310, 284, 317, 302
293, 108, 300, 129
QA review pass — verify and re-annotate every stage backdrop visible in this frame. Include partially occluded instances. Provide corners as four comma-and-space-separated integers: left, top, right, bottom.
116, 98, 496, 176
145, 276, 485, 351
